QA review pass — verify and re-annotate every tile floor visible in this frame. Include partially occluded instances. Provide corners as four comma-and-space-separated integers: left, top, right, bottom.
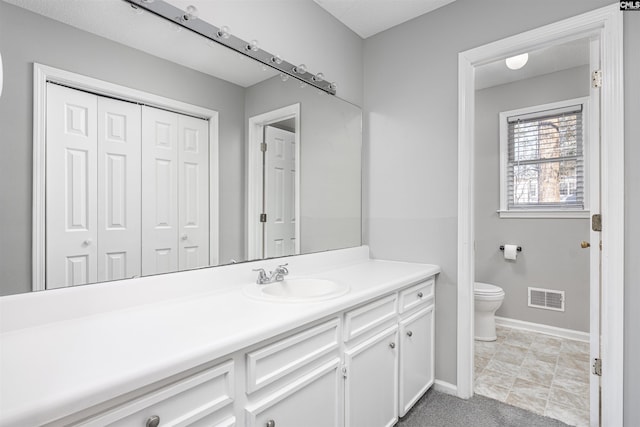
474, 325, 590, 426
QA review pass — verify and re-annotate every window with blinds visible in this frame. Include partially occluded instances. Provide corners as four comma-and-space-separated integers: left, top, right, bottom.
503, 102, 585, 211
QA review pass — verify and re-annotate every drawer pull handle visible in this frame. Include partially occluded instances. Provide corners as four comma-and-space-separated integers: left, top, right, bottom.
417, 292, 424, 298
407, 331, 413, 337
146, 415, 160, 427
389, 342, 396, 349
266, 420, 276, 427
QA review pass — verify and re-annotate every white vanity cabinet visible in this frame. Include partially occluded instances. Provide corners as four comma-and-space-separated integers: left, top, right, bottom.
398, 305, 435, 416
9, 265, 439, 427
69, 360, 235, 427
343, 294, 399, 427
343, 278, 435, 426
398, 278, 435, 417
243, 318, 343, 427
344, 325, 399, 427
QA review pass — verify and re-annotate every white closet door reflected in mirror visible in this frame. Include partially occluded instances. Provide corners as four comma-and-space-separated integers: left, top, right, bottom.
45, 84, 210, 289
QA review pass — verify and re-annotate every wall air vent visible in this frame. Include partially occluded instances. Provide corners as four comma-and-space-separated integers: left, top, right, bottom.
528, 287, 565, 312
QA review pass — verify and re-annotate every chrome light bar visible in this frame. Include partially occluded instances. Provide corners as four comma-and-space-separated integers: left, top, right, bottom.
124, 0, 337, 95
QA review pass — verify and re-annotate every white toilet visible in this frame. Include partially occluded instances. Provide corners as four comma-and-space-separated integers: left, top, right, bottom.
474, 282, 505, 341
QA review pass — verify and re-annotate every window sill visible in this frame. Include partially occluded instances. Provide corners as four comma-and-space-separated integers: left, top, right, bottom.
497, 210, 591, 219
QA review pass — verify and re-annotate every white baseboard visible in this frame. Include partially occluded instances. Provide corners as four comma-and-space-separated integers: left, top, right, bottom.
433, 379, 457, 396
495, 316, 589, 342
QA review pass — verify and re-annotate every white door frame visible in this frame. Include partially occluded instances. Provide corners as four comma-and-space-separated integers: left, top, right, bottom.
247, 104, 301, 260
33, 63, 220, 291
456, 4, 624, 425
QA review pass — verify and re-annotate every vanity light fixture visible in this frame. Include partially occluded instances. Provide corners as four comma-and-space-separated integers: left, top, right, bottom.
292, 64, 307, 74
180, 5, 198, 22
246, 40, 260, 52
124, 0, 337, 95
505, 53, 529, 70
216, 25, 231, 39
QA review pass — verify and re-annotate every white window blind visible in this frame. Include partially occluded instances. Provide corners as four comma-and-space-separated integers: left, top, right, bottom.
507, 104, 584, 210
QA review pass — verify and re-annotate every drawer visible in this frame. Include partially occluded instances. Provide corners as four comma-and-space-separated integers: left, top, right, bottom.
399, 279, 434, 313
246, 318, 340, 393
76, 360, 234, 427
344, 294, 397, 341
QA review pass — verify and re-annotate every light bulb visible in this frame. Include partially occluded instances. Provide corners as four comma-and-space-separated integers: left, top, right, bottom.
312, 72, 324, 82
293, 64, 307, 74
505, 53, 529, 70
271, 55, 283, 65
217, 26, 230, 39
329, 82, 338, 91
247, 40, 259, 52
182, 5, 198, 21
280, 73, 289, 82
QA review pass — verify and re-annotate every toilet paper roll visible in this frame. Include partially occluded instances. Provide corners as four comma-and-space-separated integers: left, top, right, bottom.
503, 244, 518, 261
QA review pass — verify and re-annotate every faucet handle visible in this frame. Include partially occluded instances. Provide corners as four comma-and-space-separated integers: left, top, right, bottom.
277, 263, 289, 275
252, 268, 268, 284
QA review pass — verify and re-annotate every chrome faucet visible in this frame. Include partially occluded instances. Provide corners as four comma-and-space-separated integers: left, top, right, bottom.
253, 263, 289, 285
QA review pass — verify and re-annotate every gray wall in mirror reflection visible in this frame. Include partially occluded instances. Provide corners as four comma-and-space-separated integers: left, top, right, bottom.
0, 2, 362, 296
245, 76, 362, 255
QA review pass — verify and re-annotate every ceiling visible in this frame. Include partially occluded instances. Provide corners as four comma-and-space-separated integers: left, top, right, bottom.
313, 0, 456, 38
475, 38, 591, 90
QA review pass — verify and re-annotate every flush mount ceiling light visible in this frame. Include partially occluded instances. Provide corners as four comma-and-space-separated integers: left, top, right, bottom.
505, 53, 529, 70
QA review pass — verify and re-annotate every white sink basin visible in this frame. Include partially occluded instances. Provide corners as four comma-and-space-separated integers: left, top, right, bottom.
243, 278, 349, 303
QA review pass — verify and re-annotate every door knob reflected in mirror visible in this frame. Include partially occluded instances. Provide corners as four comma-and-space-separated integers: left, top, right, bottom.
581, 241, 591, 248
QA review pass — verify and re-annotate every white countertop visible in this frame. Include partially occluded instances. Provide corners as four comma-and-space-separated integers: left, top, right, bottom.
0, 247, 439, 426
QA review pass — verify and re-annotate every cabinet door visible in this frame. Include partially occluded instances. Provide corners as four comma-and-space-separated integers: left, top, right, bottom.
344, 326, 398, 427
399, 305, 434, 417
245, 359, 342, 427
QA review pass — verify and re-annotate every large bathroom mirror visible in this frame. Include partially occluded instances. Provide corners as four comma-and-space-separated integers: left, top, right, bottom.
0, 0, 362, 296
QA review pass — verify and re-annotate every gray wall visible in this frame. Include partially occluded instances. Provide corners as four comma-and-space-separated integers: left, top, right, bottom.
475, 66, 590, 332
0, 2, 246, 296
362, 0, 635, 400
244, 76, 362, 256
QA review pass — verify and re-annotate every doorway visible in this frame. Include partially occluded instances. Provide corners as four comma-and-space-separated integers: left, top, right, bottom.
456, 4, 624, 426
247, 104, 301, 260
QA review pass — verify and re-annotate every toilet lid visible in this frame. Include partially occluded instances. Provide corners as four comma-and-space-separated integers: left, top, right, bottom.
474, 282, 504, 295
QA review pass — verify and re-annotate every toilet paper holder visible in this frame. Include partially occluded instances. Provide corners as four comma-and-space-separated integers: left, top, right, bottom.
499, 245, 522, 252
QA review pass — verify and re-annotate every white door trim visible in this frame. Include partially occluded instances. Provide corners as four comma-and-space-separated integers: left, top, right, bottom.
246, 104, 301, 260
33, 63, 220, 291
456, 4, 623, 425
